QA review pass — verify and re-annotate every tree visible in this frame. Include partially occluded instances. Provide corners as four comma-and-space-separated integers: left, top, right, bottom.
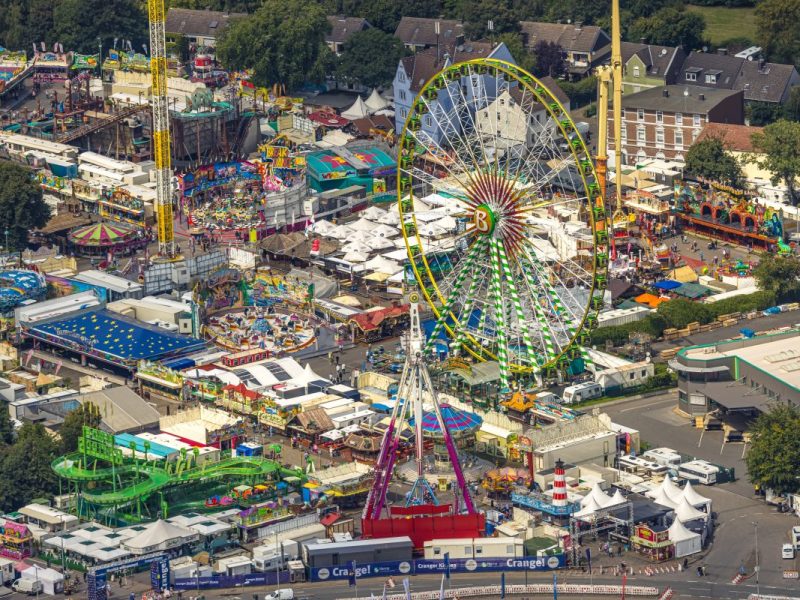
59, 402, 101, 454
747, 101, 783, 126
0, 423, 60, 512
750, 120, 800, 206
0, 406, 13, 446
684, 136, 744, 188
461, 0, 521, 38
217, 0, 330, 90
656, 298, 712, 329
531, 40, 566, 79
628, 7, 706, 50
557, 75, 597, 108
0, 161, 51, 251
753, 254, 800, 302
53, 0, 147, 55
336, 29, 406, 89
783, 86, 800, 122
496, 32, 536, 75
746, 403, 800, 496
755, 0, 800, 65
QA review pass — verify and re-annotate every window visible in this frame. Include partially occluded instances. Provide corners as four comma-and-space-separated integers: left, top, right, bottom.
399, 90, 407, 102
633, 66, 640, 78
506, 545, 514, 554
693, 129, 700, 142
630, 373, 635, 380
621, 126, 627, 141
686, 72, 697, 82
425, 115, 433, 127
656, 128, 664, 147
637, 126, 645, 144
642, 370, 647, 377
637, 109, 644, 121
433, 547, 441, 556
675, 130, 683, 148
621, 108, 626, 119
675, 112, 683, 125
705, 74, 717, 84
693, 114, 702, 127
398, 72, 405, 83
475, 547, 483, 555
656, 111, 663, 123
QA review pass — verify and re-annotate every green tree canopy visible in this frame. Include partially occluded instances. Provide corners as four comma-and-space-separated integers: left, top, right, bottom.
217, 0, 330, 90
336, 29, 406, 88
0, 405, 13, 446
59, 402, 101, 454
531, 40, 566, 79
684, 136, 744, 188
627, 7, 706, 50
750, 120, 800, 206
755, 0, 800, 65
53, 0, 147, 55
746, 403, 800, 496
753, 253, 800, 302
0, 423, 60, 512
0, 161, 51, 251
461, 0, 521, 38
656, 298, 712, 329
496, 32, 536, 75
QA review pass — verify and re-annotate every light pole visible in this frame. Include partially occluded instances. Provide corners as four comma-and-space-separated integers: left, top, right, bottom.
4, 228, 9, 254
753, 521, 760, 596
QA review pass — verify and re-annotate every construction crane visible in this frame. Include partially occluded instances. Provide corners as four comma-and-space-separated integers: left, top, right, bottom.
147, 0, 176, 258
595, 0, 626, 252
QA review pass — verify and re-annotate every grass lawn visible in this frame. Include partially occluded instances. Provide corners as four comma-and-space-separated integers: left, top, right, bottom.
686, 4, 757, 46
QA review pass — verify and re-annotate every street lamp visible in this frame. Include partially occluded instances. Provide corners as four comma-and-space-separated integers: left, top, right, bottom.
753, 521, 760, 596
4, 228, 9, 254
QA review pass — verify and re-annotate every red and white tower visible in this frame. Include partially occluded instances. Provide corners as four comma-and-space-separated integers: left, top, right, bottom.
552, 458, 568, 507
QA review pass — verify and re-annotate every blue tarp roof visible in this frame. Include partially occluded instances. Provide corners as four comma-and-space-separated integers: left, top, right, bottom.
652, 280, 682, 291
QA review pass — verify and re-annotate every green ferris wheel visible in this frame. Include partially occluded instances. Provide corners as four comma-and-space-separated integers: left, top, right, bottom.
397, 58, 609, 390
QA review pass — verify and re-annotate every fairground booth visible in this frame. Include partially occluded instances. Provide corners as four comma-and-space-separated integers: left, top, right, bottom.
306, 145, 396, 195
33, 46, 72, 83
675, 179, 790, 251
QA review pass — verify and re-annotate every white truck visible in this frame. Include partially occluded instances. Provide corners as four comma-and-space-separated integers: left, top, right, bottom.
11, 579, 43, 595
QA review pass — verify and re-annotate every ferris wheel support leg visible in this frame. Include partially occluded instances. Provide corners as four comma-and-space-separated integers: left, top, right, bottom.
489, 239, 510, 391
453, 255, 484, 356
494, 240, 536, 366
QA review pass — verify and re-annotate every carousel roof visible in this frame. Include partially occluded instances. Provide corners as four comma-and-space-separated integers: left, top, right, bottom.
68, 221, 138, 247
0, 270, 46, 310
409, 403, 483, 434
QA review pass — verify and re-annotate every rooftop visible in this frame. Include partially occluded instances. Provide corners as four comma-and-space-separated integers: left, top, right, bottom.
394, 17, 464, 47
326, 15, 370, 45
165, 8, 246, 39
620, 85, 742, 114
519, 21, 610, 54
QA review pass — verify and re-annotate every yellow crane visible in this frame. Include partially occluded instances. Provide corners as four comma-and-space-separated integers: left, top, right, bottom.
595, 0, 627, 233
147, 0, 176, 258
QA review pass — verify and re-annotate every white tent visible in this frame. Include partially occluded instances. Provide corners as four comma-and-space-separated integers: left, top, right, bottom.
607, 489, 627, 507
582, 483, 613, 508
574, 496, 603, 520
680, 482, 711, 511
419, 223, 448, 238
668, 519, 702, 557
365, 257, 401, 275
341, 96, 370, 120
362, 205, 388, 221
121, 520, 197, 555
21, 566, 64, 595
341, 240, 373, 254
647, 477, 682, 502
349, 217, 377, 232
378, 210, 401, 225
433, 214, 458, 231
367, 236, 395, 250
310, 219, 337, 236
343, 250, 369, 263
329, 224, 355, 240
651, 487, 678, 510
673, 497, 707, 523
365, 89, 390, 113
372, 224, 400, 238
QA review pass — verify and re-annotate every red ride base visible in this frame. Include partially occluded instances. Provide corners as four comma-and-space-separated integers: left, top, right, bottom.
361, 504, 486, 549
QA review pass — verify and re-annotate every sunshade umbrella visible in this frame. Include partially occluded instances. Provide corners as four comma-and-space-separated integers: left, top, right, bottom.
268, 443, 282, 453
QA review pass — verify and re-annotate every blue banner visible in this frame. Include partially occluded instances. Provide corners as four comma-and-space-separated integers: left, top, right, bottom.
309, 555, 565, 582
173, 572, 289, 590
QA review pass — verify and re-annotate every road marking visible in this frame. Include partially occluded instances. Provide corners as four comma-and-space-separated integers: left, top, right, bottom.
619, 398, 676, 413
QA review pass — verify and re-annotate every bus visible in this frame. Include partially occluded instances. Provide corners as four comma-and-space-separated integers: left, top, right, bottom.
678, 460, 719, 485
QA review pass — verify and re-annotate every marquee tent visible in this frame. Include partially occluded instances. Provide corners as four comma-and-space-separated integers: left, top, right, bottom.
668, 519, 701, 557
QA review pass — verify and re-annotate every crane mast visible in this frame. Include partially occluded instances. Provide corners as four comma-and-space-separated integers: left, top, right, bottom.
147, 0, 176, 258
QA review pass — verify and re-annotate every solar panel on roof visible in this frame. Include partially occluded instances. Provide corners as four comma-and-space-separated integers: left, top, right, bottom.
265, 362, 291, 381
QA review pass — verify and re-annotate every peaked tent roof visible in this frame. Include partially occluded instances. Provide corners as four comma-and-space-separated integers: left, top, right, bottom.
647, 476, 682, 502
365, 89, 390, 112
680, 481, 711, 508
341, 96, 370, 120
122, 520, 196, 551
652, 487, 678, 509
574, 496, 603, 519
608, 489, 626, 506
674, 497, 707, 522
668, 517, 700, 542
583, 483, 613, 508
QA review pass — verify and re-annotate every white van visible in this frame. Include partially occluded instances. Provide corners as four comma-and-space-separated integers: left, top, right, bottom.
12, 579, 43, 595
643, 448, 683, 469
562, 382, 603, 404
265, 590, 294, 600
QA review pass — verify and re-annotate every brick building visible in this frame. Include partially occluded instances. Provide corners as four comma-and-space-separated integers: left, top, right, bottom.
607, 85, 744, 165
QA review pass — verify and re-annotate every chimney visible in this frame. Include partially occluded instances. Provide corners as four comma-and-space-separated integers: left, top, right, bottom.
758, 58, 766, 70
717, 48, 727, 56
575, 21, 582, 30
699, 93, 705, 101
640, 37, 647, 45
662, 89, 669, 97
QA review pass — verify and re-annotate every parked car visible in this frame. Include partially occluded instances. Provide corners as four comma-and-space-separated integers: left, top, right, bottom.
782, 543, 795, 559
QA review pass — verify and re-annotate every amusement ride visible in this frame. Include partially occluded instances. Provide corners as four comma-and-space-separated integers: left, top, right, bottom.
398, 58, 608, 389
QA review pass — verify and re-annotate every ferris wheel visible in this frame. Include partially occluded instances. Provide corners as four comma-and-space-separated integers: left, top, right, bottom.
397, 59, 608, 390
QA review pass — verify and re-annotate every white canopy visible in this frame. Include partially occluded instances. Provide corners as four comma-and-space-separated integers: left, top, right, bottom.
647, 477, 682, 502
674, 497, 707, 523
582, 483, 613, 508
607, 489, 627, 507
341, 240, 373, 254
329, 224, 355, 240
349, 217, 377, 232
367, 236, 395, 250
574, 496, 603, 519
341, 96, 370, 120
372, 224, 400, 238
651, 487, 678, 510
680, 481, 711, 509
364, 256, 400, 273
362, 205, 387, 221
433, 214, 458, 230
122, 520, 197, 554
668, 519, 702, 557
377, 210, 401, 225
365, 89, 390, 113
418, 223, 448, 238
343, 250, 369, 263
310, 219, 336, 236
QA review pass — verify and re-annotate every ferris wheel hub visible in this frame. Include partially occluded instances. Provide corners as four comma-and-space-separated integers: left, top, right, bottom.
473, 204, 497, 236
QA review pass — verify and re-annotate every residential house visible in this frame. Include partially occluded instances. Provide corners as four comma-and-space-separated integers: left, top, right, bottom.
679, 51, 800, 106
326, 16, 371, 55
608, 85, 744, 165
394, 17, 464, 52
695, 122, 789, 203
165, 8, 246, 50
621, 42, 685, 95
393, 41, 516, 142
519, 21, 610, 79
475, 76, 570, 148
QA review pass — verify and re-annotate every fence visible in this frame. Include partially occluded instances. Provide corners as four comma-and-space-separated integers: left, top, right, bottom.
342, 583, 662, 599
173, 571, 290, 590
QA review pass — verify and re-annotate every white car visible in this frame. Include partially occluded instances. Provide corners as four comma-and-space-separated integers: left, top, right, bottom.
782, 543, 795, 559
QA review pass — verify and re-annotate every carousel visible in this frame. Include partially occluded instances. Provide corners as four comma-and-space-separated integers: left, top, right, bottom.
0, 270, 47, 316
205, 306, 316, 354
482, 467, 533, 496
408, 404, 483, 472
67, 221, 147, 257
